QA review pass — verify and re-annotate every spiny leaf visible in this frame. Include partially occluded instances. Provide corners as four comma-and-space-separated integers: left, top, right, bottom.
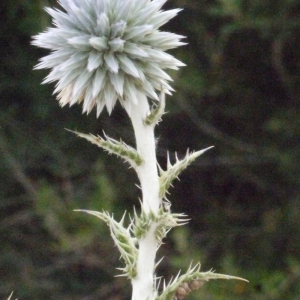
158, 147, 213, 198
74, 209, 138, 278
67, 129, 144, 168
144, 89, 166, 126
133, 206, 189, 243
156, 263, 248, 300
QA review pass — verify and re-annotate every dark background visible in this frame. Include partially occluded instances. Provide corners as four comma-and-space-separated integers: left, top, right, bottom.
1, 0, 300, 299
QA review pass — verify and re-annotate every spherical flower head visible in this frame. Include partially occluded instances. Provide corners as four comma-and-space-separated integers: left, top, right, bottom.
32, 0, 186, 117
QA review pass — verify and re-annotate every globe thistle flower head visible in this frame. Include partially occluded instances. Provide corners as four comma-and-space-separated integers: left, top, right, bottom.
32, 0, 186, 117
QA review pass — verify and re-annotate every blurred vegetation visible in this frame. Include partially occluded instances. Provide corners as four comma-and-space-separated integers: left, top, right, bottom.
0, 0, 300, 299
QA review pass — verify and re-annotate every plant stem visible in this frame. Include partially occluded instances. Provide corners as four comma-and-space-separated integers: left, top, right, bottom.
128, 92, 161, 300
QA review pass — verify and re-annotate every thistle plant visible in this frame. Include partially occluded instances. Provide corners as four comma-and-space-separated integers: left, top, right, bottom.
32, 0, 247, 299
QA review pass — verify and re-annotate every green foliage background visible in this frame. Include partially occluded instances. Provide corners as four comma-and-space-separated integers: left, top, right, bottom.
1, 0, 300, 299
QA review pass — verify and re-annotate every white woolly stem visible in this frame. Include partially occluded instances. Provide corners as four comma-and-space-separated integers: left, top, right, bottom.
129, 92, 160, 214
128, 92, 160, 300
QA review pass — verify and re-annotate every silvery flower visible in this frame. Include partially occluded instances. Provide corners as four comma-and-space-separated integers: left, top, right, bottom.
32, 0, 186, 116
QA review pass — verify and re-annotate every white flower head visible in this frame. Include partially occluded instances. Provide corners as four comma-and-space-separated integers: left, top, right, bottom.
32, 0, 186, 117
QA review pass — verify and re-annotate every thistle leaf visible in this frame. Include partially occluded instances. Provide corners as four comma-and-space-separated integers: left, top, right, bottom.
144, 89, 166, 126
133, 207, 189, 243
158, 147, 213, 198
156, 263, 248, 300
75, 209, 138, 278
67, 129, 143, 168
132, 207, 152, 240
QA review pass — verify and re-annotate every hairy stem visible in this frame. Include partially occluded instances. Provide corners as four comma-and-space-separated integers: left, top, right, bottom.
128, 92, 160, 300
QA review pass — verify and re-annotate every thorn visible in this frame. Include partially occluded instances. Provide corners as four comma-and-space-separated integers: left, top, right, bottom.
167, 151, 171, 168
135, 183, 142, 190
119, 211, 127, 225
154, 256, 164, 269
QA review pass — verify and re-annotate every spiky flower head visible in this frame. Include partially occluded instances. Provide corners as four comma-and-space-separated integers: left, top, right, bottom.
32, 0, 186, 117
